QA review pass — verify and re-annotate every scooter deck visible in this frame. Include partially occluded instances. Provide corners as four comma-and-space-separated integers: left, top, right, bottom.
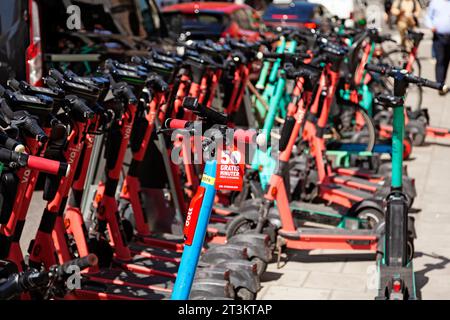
290, 201, 346, 218
335, 167, 384, 181
278, 226, 378, 251
72, 268, 174, 300
88, 268, 173, 290
136, 233, 184, 252
331, 174, 382, 192
129, 243, 181, 262
321, 183, 375, 202
120, 253, 179, 277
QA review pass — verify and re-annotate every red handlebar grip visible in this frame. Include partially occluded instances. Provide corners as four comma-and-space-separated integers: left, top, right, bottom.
166, 118, 190, 129
27, 155, 70, 176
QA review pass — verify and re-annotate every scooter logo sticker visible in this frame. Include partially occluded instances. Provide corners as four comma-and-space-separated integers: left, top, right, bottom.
184, 186, 205, 246
215, 149, 244, 191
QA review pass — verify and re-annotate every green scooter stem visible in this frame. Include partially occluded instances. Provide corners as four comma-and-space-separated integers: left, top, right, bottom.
268, 39, 288, 83
391, 106, 404, 189
255, 38, 287, 90
256, 40, 297, 119
262, 72, 286, 142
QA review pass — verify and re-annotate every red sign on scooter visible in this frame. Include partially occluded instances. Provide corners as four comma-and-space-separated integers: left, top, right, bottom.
183, 186, 205, 245
215, 149, 244, 191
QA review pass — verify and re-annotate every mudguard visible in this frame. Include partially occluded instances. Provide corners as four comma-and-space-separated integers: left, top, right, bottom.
211, 260, 260, 293
200, 244, 248, 264
190, 279, 235, 299
227, 234, 272, 263
349, 198, 384, 217
195, 266, 230, 281
237, 205, 281, 227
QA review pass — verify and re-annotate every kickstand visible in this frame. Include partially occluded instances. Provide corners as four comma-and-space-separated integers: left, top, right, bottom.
276, 236, 288, 269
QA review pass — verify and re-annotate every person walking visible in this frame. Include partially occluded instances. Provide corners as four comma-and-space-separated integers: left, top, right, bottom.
391, 0, 421, 48
426, 0, 450, 95
385, 0, 394, 29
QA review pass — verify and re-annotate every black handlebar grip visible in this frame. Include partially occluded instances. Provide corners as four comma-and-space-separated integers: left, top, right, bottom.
422, 79, 445, 91
23, 117, 48, 143
64, 95, 94, 120
7, 79, 20, 91
364, 63, 389, 74
203, 108, 228, 125
0, 132, 24, 152
0, 148, 17, 164
48, 69, 65, 82
20, 269, 50, 290
112, 83, 138, 104
148, 75, 169, 93
59, 254, 98, 275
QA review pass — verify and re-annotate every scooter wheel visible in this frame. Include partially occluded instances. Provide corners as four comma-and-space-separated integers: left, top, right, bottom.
403, 136, 413, 160
236, 287, 256, 300
356, 208, 384, 229
407, 237, 415, 263
408, 120, 427, 146
226, 215, 257, 240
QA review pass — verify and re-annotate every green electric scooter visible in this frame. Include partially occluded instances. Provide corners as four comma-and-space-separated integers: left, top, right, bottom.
365, 63, 444, 300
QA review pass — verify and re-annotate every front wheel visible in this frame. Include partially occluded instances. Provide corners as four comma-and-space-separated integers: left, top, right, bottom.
356, 208, 384, 230
226, 215, 257, 240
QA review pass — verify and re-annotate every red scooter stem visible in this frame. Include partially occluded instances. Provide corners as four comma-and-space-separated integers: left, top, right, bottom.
29, 120, 89, 268
0, 134, 49, 273
96, 102, 137, 261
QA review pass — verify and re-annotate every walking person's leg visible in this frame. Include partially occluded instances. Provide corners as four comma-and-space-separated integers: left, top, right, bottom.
442, 36, 450, 84
398, 20, 408, 48
434, 34, 447, 84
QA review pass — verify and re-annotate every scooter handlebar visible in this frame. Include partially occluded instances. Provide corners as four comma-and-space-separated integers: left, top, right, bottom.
22, 117, 48, 143
0, 254, 98, 299
0, 147, 69, 176
365, 63, 445, 91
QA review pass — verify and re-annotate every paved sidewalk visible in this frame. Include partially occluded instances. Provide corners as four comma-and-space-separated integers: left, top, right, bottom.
258, 31, 450, 300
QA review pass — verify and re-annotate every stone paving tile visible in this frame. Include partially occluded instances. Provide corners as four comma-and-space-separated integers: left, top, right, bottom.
260, 286, 331, 300
260, 269, 310, 288
302, 272, 368, 292
341, 260, 376, 275
329, 290, 377, 300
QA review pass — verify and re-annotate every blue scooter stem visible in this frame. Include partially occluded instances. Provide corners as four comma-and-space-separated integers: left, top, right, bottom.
171, 160, 217, 300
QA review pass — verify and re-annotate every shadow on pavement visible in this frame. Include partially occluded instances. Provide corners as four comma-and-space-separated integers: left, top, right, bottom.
414, 252, 450, 299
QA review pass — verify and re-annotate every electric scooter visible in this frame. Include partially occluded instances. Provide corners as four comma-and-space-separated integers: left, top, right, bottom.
364, 63, 444, 300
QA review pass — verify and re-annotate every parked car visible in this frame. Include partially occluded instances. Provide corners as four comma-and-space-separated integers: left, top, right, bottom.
262, 1, 332, 29
162, 2, 265, 41
308, 0, 367, 25
0, 0, 167, 86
